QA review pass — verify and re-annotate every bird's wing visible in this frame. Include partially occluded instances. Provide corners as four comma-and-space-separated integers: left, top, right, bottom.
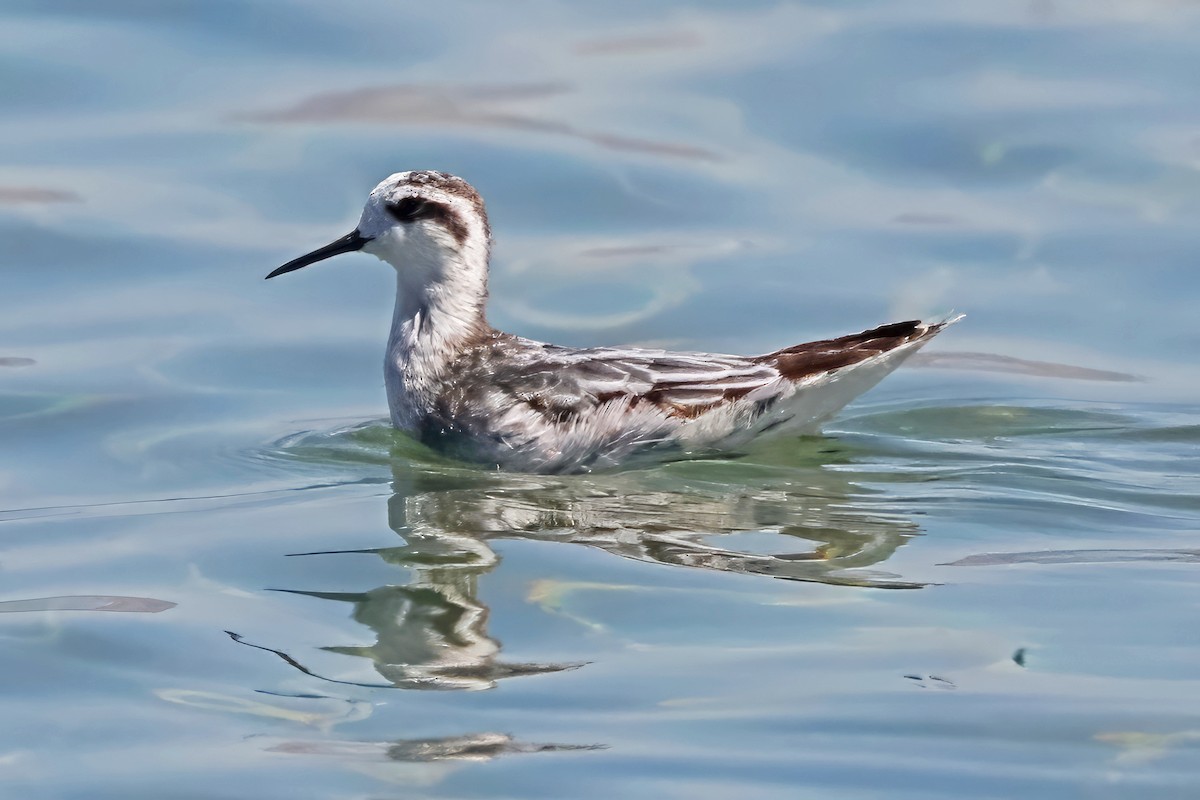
490, 344, 780, 422
494, 319, 948, 423
435, 318, 956, 472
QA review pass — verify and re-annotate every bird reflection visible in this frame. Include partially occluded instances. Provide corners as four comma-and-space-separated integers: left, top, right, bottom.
380, 458, 923, 590
280, 522, 584, 690
268, 732, 604, 762
254, 435, 925, 692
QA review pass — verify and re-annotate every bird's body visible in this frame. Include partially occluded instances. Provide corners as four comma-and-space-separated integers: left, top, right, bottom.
270, 170, 957, 473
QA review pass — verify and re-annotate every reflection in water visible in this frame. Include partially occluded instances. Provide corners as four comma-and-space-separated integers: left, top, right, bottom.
941, 548, 1200, 566
155, 689, 598, 770
155, 688, 370, 730
1095, 729, 1200, 767
910, 350, 1140, 382
278, 520, 585, 690
0, 595, 175, 613
574, 31, 702, 57
268, 733, 603, 762
379, 462, 923, 590
0, 187, 81, 204
261, 432, 925, 691
239, 83, 721, 162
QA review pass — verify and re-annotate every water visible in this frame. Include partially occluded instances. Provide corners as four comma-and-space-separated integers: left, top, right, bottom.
3, 1, 1200, 797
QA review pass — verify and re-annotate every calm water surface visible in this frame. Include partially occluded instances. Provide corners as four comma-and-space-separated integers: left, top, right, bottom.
3, 1, 1199, 797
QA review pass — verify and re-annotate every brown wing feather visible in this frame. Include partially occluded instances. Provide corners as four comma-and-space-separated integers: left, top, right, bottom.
755, 320, 937, 380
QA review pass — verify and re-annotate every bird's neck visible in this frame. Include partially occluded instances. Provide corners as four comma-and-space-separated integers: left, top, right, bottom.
384, 243, 491, 431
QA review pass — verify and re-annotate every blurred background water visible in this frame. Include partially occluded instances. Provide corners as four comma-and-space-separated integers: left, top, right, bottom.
2, 1, 1199, 797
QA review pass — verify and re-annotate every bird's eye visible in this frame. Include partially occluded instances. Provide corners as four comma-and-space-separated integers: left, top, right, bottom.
386, 197, 429, 222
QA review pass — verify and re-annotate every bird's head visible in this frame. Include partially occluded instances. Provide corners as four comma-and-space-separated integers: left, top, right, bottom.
267, 170, 491, 284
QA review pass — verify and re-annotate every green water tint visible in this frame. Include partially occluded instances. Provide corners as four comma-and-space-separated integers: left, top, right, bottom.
275, 424, 925, 584
222, 425, 930, 695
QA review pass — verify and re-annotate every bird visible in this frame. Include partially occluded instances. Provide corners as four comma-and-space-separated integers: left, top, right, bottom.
268, 170, 959, 474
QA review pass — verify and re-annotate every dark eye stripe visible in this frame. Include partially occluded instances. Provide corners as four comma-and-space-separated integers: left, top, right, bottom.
385, 197, 430, 222
384, 198, 469, 245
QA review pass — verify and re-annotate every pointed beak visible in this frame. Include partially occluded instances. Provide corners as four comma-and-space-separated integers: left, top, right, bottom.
266, 230, 372, 279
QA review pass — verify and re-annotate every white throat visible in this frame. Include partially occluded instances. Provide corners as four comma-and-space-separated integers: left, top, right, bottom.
377, 229, 491, 432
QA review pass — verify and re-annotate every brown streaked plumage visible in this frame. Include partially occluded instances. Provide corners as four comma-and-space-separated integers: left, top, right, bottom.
269, 170, 960, 473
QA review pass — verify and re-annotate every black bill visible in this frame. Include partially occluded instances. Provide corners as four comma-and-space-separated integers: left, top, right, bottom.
266, 230, 371, 279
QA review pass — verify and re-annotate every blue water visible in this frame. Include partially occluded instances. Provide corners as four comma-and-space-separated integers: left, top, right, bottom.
3, 2, 1199, 797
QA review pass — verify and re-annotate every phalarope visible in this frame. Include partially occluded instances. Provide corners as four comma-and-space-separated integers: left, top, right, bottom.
269, 171, 958, 473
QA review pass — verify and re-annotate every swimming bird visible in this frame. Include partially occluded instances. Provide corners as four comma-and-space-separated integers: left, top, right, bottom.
269, 170, 958, 473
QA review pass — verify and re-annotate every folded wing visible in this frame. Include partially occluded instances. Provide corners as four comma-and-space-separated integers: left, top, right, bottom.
439, 318, 956, 472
